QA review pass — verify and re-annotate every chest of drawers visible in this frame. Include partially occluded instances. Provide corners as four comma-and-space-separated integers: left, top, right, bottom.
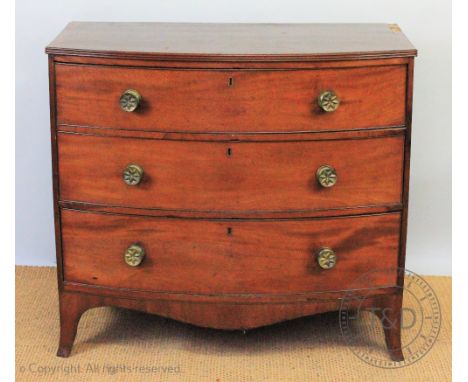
46, 22, 416, 359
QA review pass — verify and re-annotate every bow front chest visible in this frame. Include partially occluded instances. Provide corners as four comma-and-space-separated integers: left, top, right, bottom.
46, 22, 416, 359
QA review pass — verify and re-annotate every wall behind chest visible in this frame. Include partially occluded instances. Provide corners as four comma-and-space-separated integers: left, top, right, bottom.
16, 0, 451, 275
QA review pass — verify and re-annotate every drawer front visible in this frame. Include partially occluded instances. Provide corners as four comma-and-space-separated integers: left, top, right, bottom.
55, 64, 406, 133
58, 133, 404, 213
61, 210, 401, 294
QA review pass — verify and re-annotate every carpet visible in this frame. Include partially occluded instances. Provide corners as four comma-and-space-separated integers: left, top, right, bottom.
16, 266, 451, 381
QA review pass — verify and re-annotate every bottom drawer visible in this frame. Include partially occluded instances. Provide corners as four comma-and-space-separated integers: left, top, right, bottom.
61, 210, 401, 295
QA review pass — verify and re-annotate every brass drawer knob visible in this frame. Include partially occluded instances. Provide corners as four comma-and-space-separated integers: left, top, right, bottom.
119, 89, 141, 112
123, 164, 144, 186
316, 165, 337, 188
318, 90, 340, 112
317, 247, 337, 270
124, 244, 145, 267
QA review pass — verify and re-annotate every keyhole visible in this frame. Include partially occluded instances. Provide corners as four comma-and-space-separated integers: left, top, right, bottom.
228, 77, 234, 87
227, 227, 233, 236
227, 147, 232, 156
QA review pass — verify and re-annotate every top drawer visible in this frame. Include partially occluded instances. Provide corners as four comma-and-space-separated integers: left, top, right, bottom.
55, 64, 407, 133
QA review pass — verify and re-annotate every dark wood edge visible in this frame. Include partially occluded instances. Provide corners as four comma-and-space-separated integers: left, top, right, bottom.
62, 281, 401, 304
59, 203, 402, 220
48, 56, 64, 292
397, 58, 415, 286
45, 47, 417, 62
51, 55, 411, 69
56, 124, 406, 142
54, 60, 410, 72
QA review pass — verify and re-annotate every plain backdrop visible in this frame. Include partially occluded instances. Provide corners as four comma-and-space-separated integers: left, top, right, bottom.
15, 0, 451, 275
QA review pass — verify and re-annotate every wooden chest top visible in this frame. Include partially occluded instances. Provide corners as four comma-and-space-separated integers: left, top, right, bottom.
46, 22, 416, 61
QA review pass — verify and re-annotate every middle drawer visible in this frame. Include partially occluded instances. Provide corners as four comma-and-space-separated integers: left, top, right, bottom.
58, 133, 404, 213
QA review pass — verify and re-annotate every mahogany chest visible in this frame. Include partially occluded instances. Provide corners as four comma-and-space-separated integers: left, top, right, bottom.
46, 22, 416, 359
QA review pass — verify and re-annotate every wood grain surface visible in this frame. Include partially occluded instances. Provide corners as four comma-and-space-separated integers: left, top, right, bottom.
57, 133, 404, 214
55, 64, 407, 132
